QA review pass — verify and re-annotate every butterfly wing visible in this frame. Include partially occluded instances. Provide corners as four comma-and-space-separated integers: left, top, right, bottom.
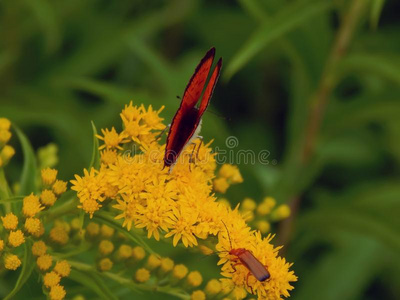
198, 57, 222, 118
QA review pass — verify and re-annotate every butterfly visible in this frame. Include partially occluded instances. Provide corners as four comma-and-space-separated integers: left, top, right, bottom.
163, 47, 222, 172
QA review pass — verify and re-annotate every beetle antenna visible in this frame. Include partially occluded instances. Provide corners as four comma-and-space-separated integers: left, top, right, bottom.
221, 221, 233, 250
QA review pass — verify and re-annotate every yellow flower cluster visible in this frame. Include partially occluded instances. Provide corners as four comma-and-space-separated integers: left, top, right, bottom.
0, 118, 15, 168
71, 102, 296, 299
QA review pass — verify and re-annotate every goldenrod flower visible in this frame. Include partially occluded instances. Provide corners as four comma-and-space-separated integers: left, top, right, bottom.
41, 168, 58, 186
32, 222, 45, 238
37, 254, 53, 271
98, 258, 113, 271
41, 189, 57, 206
135, 268, 150, 283
100, 224, 114, 238
0, 129, 11, 144
213, 177, 229, 193
0, 118, 11, 130
160, 257, 174, 273
271, 204, 291, 221
0, 239, 4, 251
165, 207, 198, 247
187, 271, 203, 287
1, 145, 15, 162
25, 217, 42, 235
54, 260, 71, 277
86, 222, 100, 237
4, 254, 21, 270
256, 220, 271, 234
219, 164, 243, 184
99, 240, 114, 256
117, 245, 132, 260
172, 264, 188, 280
52, 180, 67, 195
96, 127, 128, 150
23, 193, 44, 217
257, 197, 276, 216
191, 290, 206, 300
32, 241, 47, 256
1, 212, 18, 230
49, 284, 66, 300
241, 198, 256, 211
220, 278, 234, 295
101, 149, 118, 165
8, 229, 25, 247
49, 226, 69, 245
43, 271, 61, 288
146, 254, 161, 270
205, 279, 222, 296
131, 246, 145, 261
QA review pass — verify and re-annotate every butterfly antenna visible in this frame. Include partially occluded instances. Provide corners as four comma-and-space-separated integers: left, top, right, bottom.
221, 221, 233, 251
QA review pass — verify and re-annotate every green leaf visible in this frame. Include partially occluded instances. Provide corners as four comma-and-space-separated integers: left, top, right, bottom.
89, 121, 100, 170
69, 269, 119, 300
4, 240, 35, 300
0, 196, 24, 204
94, 211, 155, 255
224, 0, 332, 80
14, 125, 38, 196
369, 0, 385, 30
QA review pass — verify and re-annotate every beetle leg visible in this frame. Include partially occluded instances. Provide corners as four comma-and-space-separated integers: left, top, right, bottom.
246, 272, 254, 294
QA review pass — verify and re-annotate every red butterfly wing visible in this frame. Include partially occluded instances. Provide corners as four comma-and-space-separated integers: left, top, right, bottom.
198, 57, 222, 118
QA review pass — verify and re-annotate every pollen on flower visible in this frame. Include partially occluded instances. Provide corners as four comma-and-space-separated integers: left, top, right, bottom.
205, 279, 222, 295
49, 226, 69, 245
191, 290, 206, 300
37, 254, 53, 271
52, 180, 67, 195
187, 271, 203, 287
1, 212, 18, 230
4, 254, 21, 270
32, 241, 47, 256
41, 168, 58, 186
135, 268, 150, 283
23, 193, 44, 217
99, 240, 114, 256
43, 271, 61, 288
40, 189, 57, 206
49, 284, 66, 300
25, 217, 42, 235
8, 230, 25, 247
54, 260, 71, 277
173, 264, 188, 280
98, 258, 113, 271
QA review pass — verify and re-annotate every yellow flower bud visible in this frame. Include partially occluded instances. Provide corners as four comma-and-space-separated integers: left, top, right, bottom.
4, 254, 21, 270
213, 177, 230, 193
98, 258, 113, 271
187, 271, 202, 287
32, 241, 47, 256
43, 271, 61, 288
191, 290, 206, 300
49, 284, 66, 300
1, 212, 18, 230
135, 268, 150, 283
205, 279, 222, 295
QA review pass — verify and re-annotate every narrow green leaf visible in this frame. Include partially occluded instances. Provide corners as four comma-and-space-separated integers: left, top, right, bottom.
369, 0, 385, 30
69, 269, 119, 300
4, 240, 35, 300
224, 0, 332, 80
94, 211, 155, 255
14, 125, 38, 196
0, 196, 24, 204
89, 121, 100, 170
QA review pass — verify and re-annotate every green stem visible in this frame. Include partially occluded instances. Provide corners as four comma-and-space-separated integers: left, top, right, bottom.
0, 168, 12, 213
43, 196, 78, 222
68, 261, 190, 299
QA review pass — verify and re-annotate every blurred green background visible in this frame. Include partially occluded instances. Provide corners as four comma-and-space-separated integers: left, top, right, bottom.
1, 0, 400, 299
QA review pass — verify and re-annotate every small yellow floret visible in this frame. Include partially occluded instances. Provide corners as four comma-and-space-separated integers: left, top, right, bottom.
32, 241, 47, 256
117, 245, 132, 260
41, 168, 58, 186
132, 246, 146, 261
199, 245, 214, 256
0, 129, 11, 144
172, 264, 188, 280
49, 284, 66, 300
205, 279, 222, 295
54, 260, 71, 277
0, 118, 11, 130
0, 239, 4, 251
256, 220, 271, 234
146, 254, 161, 270
23, 193, 44, 217
100, 224, 114, 238
25, 217, 41, 235
135, 268, 150, 283
8, 230, 25, 247
49, 226, 69, 245
271, 204, 291, 221
40, 189, 57, 206
32, 222, 45, 238
37, 254, 53, 271
1, 212, 18, 230
191, 290, 206, 300
98, 258, 113, 271
43, 271, 61, 288
213, 177, 229, 193
187, 271, 203, 287
241, 198, 256, 211
5, 254, 21, 270
52, 180, 67, 195
160, 257, 174, 273
1, 145, 15, 162
256, 197, 276, 216
86, 222, 100, 237
219, 164, 243, 183
99, 240, 114, 256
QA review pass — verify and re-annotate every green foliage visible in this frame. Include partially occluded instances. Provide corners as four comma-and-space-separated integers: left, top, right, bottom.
1, 0, 399, 299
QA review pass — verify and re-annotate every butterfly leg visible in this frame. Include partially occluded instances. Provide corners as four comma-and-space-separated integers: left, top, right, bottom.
189, 142, 198, 171
156, 124, 170, 141
195, 136, 203, 162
